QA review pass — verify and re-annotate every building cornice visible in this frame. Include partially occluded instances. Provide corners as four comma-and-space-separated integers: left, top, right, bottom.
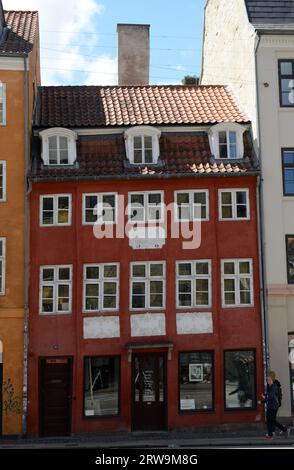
260, 35, 294, 49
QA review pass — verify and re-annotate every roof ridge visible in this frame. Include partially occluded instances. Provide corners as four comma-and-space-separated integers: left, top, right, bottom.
4, 10, 39, 13
37, 84, 228, 89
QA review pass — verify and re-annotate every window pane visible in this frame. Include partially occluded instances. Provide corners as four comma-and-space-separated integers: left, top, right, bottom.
224, 279, 235, 291
178, 263, 192, 276
85, 196, 98, 223
58, 196, 69, 224
42, 268, 54, 281
179, 352, 213, 411
59, 136, 68, 150
150, 280, 163, 307
236, 204, 247, 218
219, 131, 227, 144
178, 280, 192, 306
196, 262, 209, 275
144, 136, 152, 149
224, 262, 235, 275
224, 292, 235, 305
86, 266, 99, 279
281, 62, 293, 75
221, 192, 232, 205
58, 267, 70, 280
283, 151, 294, 165
103, 282, 116, 295
86, 284, 99, 297
239, 261, 250, 274
84, 357, 119, 417
177, 193, 189, 204
225, 350, 256, 409
134, 136, 142, 149
42, 286, 54, 312
196, 278, 209, 305
49, 136, 57, 150
144, 150, 153, 163
104, 265, 117, 278
134, 150, 142, 164
59, 149, 69, 164
150, 263, 163, 277
58, 284, 70, 311
49, 150, 58, 165
132, 264, 145, 277
132, 282, 145, 308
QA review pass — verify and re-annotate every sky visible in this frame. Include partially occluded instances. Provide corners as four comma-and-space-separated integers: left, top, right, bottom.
3, 0, 205, 86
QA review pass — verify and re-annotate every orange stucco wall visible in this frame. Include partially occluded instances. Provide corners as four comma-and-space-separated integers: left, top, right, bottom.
0, 39, 40, 435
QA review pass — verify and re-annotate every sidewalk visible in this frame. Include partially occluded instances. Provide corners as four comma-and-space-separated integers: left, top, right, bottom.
1, 428, 294, 448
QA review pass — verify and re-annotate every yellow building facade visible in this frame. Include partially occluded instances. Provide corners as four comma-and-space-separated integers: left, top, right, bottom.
0, 4, 40, 435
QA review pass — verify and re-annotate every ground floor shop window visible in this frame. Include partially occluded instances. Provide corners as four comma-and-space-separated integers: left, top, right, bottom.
224, 350, 256, 409
179, 351, 213, 411
84, 356, 120, 417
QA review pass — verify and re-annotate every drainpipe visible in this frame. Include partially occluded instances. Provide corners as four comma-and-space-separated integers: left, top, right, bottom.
22, 54, 30, 438
254, 35, 270, 389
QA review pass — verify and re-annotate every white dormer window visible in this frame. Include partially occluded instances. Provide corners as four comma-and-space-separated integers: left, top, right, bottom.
209, 123, 246, 160
125, 126, 161, 165
39, 128, 78, 166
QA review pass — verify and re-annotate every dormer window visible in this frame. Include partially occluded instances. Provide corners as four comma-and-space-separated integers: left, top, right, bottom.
39, 128, 77, 166
125, 126, 161, 165
209, 123, 246, 160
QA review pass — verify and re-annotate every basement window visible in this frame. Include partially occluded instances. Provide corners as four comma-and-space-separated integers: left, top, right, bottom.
125, 126, 161, 165
39, 128, 77, 166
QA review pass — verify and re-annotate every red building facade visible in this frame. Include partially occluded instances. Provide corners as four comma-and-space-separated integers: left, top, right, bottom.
28, 85, 264, 436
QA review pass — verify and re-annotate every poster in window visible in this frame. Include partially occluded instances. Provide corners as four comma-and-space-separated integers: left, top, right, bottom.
189, 363, 203, 382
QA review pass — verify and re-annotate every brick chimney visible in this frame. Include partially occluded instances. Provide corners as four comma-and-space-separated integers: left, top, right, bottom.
117, 24, 150, 86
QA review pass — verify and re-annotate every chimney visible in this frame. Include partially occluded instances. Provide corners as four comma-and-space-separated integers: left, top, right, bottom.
117, 24, 150, 86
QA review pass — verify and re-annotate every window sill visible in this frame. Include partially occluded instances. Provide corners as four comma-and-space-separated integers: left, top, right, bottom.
83, 310, 119, 315
39, 312, 72, 316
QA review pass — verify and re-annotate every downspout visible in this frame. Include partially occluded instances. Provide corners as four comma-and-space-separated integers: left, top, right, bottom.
254, 35, 270, 388
22, 54, 30, 438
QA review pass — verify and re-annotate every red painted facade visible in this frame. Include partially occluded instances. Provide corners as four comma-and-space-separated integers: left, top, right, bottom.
27, 174, 264, 436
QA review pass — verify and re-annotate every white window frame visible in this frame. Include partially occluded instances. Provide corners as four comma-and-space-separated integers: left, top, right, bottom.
39, 127, 77, 166
0, 83, 6, 126
0, 238, 6, 295
221, 259, 254, 308
39, 265, 73, 315
208, 122, 245, 159
83, 263, 120, 313
128, 191, 164, 224
174, 190, 209, 222
176, 260, 212, 309
125, 126, 161, 165
0, 161, 6, 202
82, 193, 117, 225
40, 194, 72, 227
130, 261, 166, 311
219, 189, 250, 221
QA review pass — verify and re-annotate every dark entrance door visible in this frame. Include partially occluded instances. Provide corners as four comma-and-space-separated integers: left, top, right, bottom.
132, 353, 167, 431
39, 357, 72, 437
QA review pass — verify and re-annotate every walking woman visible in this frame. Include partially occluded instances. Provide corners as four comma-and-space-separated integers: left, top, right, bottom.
262, 375, 290, 440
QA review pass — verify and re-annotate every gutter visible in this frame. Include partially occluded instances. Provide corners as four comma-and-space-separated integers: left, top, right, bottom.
29, 170, 260, 184
254, 35, 270, 388
22, 53, 29, 438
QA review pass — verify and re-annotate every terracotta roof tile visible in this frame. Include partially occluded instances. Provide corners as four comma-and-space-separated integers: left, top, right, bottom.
1, 10, 38, 55
34, 85, 249, 128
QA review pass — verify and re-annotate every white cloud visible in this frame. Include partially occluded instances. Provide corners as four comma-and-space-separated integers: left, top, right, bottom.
3, 0, 118, 85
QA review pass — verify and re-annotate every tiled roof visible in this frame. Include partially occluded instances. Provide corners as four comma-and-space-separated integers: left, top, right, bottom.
31, 133, 259, 181
0, 10, 38, 55
34, 85, 249, 128
245, 0, 294, 31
